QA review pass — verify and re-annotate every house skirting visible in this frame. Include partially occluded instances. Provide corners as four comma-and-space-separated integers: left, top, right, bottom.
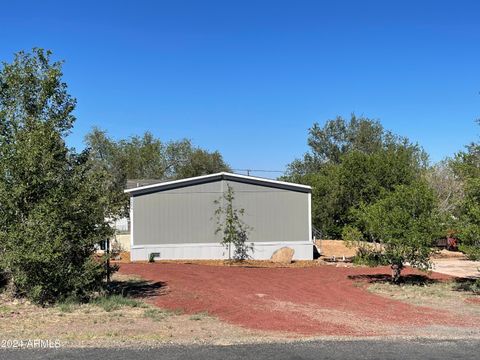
130, 241, 313, 261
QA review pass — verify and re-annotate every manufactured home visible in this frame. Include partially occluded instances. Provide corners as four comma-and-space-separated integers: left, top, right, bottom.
125, 172, 313, 261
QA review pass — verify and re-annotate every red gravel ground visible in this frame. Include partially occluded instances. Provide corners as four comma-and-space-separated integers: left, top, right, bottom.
119, 263, 479, 336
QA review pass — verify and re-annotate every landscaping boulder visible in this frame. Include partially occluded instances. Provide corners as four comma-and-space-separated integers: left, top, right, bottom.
271, 247, 295, 263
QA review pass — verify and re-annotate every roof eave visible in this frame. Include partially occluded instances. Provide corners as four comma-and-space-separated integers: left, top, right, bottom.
125, 172, 311, 196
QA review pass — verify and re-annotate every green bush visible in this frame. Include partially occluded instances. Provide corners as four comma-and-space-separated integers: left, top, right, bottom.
469, 279, 480, 294
352, 182, 439, 282
353, 247, 389, 266
459, 244, 480, 261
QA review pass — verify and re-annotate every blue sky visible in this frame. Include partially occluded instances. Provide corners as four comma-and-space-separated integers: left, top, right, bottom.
1, 0, 479, 176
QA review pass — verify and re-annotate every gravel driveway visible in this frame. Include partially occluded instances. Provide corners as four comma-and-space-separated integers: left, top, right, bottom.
432, 258, 480, 278
119, 263, 479, 337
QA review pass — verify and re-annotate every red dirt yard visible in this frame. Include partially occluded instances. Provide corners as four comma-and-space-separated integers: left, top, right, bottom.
119, 263, 480, 338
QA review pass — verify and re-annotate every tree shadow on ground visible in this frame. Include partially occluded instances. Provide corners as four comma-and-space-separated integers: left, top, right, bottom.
108, 279, 168, 299
348, 273, 439, 285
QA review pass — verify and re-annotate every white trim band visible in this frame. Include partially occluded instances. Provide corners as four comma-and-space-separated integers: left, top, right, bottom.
130, 241, 313, 261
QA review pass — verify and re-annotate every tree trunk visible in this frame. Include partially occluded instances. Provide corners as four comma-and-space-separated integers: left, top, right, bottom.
391, 264, 401, 283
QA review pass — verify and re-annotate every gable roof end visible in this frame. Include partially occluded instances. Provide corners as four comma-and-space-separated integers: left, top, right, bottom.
124, 172, 311, 196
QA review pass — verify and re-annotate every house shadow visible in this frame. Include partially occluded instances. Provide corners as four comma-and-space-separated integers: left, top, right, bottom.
348, 273, 439, 285
108, 278, 168, 299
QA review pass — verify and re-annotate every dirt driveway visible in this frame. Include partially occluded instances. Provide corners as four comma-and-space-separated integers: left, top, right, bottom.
119, 263, 480, 337
432, 258, 480, 279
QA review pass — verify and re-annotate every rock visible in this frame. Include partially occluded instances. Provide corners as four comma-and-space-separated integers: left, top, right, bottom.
271, 247, 295, 263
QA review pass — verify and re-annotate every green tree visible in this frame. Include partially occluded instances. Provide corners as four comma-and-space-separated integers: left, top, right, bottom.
452, 127, 480, 259
424, 160, 464, 218
214, 185, 253, 261
85, 129, 230, 220
353, 182, 439, 282
174, 148, 229, 179
85, 128, 230, 184
284, 115, 427, 238
84, 127, 129, 218
0, 49, 113, 303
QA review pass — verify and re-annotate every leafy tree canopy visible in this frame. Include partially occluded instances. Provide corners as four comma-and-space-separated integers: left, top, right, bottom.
452, 123, 480, 259
352, 182, 440, 282
84, 128, 230, 211
424, 160, 464, 218
84, 128, 230, 216
284, 115, 427, 238
0, 49, 114, 303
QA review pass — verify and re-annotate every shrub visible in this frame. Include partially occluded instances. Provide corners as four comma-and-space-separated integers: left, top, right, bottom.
342, 225, 364, 248
353, 182, 439, 282
353, 247, 389, 266
459, 244, 480, 261
0, 49, 117, 304
92, 294, 142, 312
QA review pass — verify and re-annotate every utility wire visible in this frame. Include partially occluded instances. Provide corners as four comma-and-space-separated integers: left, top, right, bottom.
232, 168, 286, 176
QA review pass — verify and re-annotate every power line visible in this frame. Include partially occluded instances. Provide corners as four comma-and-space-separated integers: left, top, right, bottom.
232, 168, 286, 176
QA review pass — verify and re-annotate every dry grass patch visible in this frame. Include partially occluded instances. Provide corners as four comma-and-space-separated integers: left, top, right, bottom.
0, 274, 277, 348
189, 311, 212, 321
367, 279, 480, 317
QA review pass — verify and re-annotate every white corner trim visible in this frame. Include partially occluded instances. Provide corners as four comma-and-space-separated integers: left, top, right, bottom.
222, 172, 312, 190
130, 196, 134, 249
308, 192, 312, 242
130, 241, 314, 261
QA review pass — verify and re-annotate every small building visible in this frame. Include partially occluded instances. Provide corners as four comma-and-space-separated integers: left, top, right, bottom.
125, 172, 313, 261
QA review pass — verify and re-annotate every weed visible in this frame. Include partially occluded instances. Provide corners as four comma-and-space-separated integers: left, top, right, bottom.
143, 308, 175, 321
189, 311, 210, 321
92, 294, 142, 312
57, 297, 79, 313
